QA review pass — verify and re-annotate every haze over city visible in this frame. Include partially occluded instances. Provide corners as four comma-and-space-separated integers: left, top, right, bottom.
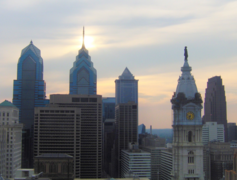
1, 0, 237, 128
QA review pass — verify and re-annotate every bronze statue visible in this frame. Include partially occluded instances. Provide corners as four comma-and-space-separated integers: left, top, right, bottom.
184, 46, 188, 60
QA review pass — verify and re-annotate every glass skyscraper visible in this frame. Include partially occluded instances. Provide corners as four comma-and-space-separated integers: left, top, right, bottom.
70, 28, 97, 95
12, 41, 48, 168
115, 67, 138, 105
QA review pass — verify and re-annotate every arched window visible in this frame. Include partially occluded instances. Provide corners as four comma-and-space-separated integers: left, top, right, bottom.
188, 151, 194, 164
188, 131, 192, 142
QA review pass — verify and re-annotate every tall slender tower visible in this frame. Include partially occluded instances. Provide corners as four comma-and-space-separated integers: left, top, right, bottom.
12, 41, 48, 168
203, 76, 228, 142
170, 47, 204, 180
70, 27, 97, 95
115, 67, 138, 105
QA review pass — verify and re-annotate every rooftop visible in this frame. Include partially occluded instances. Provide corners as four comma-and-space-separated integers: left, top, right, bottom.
0, 100, 17, 108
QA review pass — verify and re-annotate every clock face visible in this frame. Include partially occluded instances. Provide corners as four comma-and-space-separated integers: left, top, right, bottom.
186, 111, 195, 120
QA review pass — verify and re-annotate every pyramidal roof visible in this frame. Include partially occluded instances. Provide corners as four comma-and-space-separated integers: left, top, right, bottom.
119, 67, 134, 79
21, 41, 41, 58
0, 100, 17, 108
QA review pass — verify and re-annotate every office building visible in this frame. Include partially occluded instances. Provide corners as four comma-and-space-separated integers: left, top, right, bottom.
225, 149, 237, 180
114, 102, 138, 177
34, 153, 74, 180
12, 41, 49, 168
0, 100, 23, 179
202, 122, 224, 144
34, 94, 102, 178
170, 47, 204, 180
204, 142, 235, 180
228, 123, 237, 142
103, 119, 116, 175
203, 76, 228, 142
138, 124, 146, 134
102, 97, 115, 122
69, 28, 97, 95
121, 144, 151, 178
115, 68, 138, 105
160, 148, 173, 180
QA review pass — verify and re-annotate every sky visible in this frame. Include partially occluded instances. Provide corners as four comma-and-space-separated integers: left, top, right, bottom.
1, 0, 237, 129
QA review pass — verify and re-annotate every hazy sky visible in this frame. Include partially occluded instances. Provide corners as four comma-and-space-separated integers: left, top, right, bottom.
1, 0, 237, 128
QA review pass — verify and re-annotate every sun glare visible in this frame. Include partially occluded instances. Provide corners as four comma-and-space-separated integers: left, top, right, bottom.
79, 36, 95, 48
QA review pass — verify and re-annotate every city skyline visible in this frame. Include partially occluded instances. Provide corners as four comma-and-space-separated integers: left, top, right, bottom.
1, 0, 237, 129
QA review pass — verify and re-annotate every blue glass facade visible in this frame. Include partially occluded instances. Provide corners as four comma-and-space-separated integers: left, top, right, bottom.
12, 41, 48, 167
115, 67, 138, 105
102, 97, 115, 122
69, 29, 97, 95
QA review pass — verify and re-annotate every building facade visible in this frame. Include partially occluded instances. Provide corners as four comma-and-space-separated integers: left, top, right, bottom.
202, 122, 224, 145
170, 47, 204, 180
228, 123, 237, 142
115, 68, 138, 105
225, 149, 237, 180
102, 97, 115, 122
69, 28, 97, 95
34, 94, 102, 178
160, 148, 173, 180
121, 145, 151, 178
0, 100, 23, 179
203, 76, 228, 142
12, 41, 49, 168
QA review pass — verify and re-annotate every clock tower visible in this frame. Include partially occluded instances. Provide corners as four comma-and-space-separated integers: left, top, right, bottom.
171, 47, 204, 180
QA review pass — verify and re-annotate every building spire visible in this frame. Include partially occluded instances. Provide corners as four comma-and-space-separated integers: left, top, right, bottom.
30, 40, 33, 44
82, 26, 85, 48
184, 46, 188, 61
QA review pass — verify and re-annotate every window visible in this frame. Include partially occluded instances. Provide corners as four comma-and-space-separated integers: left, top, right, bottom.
188, 131, 192, 142
188, 169, 194, 174
188, 151, 194, 164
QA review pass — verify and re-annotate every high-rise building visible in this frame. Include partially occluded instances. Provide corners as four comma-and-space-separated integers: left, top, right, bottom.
203, 76, 228, 142
0, 100, 23, 179
228, 123, 237, 142
170, 47, 204, 180
34, 94, 102, 178
160, 148, 173, 180
69, 27, 97, 95
115, 68, 138, 105
12, 41, 49, 167
102, 97, 115, 122
114, 102, 138, 177
202, 122, 224, 144
121, 144, 151, 178
138, 124, 146, 134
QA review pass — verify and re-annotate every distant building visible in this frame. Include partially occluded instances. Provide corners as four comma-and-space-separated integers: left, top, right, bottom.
34, 94, 102, 178
204, 142, 235, 180
203, 76, 228, 142
102, 97, 115, 122
121, 144, 151, 178
113, 102, 138, 177
0, 100, 23, 179
12, 41, 49, 168
170, 47, 204, 180
225, 149, 237, 180
34, 153, 74, 180
138, 124, 146, 134
230, 140, 237, 148
202, 122, 224, 144
139, 134, 166, 148
69, 28, 97, 95
115, 68, 138, 105
228, 123, 237, 142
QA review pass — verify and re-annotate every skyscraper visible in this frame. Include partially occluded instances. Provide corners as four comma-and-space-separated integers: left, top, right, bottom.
115, 68, 138, 105
203, 76, 228, 142
12, 41, 48, 168
70, 27, 97, 95
170, 47, 204, 180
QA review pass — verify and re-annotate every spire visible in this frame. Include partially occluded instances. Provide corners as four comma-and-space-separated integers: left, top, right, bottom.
30, 40, 33, 44
82, 26, 85, 48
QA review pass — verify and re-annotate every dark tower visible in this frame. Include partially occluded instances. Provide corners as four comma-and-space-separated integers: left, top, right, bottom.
203, 76, 228, 142
12, 41, 49, 167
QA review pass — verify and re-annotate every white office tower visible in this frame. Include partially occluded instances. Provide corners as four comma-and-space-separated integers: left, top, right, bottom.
121, 144, 151, 178
202, 122, 224, 144
170, 47, 204, 180
0, 100, 23, 179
